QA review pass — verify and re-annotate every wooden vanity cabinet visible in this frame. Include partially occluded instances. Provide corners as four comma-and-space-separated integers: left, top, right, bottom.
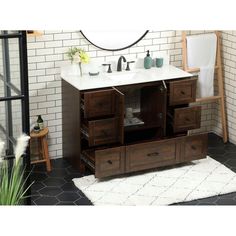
62, 76, 208, 178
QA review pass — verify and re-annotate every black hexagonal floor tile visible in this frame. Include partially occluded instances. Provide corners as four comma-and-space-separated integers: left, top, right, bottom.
197, 196, 219, 204
32, 163, 49, 172
61, 182, 78, 191
48, 168, 69, 178
197, 202, 216, 205
34, 196, 59, 205
74, 197, 93, 205
225, 159, 236, 168
208, 147, 226, 155
31, 172, 48, 181
218, 192, 236, 199
51, 159, 71, 169
31, 182, 46, 192
57, 192, 81, 202
216, 198, 236, 205
64, 173, 84, 182
39, 186, 63, 197
56, 202, 75, 205
223, 153, 236, 160
43, 177, 66, 187
224, 144, 236, 153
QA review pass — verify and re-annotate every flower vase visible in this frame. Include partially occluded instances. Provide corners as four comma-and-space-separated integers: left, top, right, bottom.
69, 63, 81, 76
79, 62, 83, 77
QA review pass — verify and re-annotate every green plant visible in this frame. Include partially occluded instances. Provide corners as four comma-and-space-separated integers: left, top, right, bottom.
0, 134, 33, 205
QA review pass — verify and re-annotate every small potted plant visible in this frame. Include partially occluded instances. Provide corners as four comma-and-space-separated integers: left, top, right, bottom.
66, 47, 90, 77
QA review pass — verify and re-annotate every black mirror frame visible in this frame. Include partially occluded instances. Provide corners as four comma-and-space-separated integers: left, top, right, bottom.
80, 30, 149, 51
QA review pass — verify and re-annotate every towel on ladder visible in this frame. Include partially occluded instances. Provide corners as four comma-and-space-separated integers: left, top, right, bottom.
186, 33, 217, 98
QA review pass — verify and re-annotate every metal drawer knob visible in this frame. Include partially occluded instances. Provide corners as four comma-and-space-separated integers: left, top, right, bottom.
185, 117, 190, 122
191, 145, 197, 150
107, 160, 113, 165
180, 91, 185, 95
147, 152, 159, 157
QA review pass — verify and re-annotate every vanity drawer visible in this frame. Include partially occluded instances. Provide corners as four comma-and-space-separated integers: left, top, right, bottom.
82, 147, 125, 178
169, 77, 197, 105
82, 89, 116, 119
171, 106, 201, 133
126, 139, 180, 172
81, 117, 121, 146
182, 133, 208, 161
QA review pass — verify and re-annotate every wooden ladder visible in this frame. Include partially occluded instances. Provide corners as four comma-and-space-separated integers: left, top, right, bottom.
182, 31, 228, 143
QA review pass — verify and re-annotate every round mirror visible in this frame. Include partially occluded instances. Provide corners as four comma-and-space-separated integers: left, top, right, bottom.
80, 30, 149, 51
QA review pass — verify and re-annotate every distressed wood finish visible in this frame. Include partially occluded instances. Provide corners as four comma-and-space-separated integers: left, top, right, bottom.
126, 139, 180, 172
168, 77, 197, 105
62, 74, 208, 178
172, 106, 201, 133
62, 79, 81, 169
95, 146, 125, 178
83, 117, 120, 146
82, 89, 116, 119
182, 133, 208, 161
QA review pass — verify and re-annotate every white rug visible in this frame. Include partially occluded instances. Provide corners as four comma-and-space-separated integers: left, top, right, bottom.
73, 156, 236, 205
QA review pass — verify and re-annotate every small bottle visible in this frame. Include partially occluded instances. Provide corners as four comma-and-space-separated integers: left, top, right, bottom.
37, 115, 44, 130
144, 50, 152, 69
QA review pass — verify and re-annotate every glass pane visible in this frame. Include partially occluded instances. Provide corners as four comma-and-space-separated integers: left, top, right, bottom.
0, 39, 3, 77
0, 78, 19, 98
11, 99, 23, 140
8, 38, 21, 92
0, 99, 22, 142
0, 37, 21, 94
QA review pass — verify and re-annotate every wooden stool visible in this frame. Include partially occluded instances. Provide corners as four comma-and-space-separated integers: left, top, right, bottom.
30, 127, 51, 172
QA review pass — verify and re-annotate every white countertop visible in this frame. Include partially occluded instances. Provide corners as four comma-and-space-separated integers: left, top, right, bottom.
60, 65, 193, 91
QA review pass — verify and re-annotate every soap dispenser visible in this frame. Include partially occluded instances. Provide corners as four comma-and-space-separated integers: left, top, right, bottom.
144, 50, 152, 69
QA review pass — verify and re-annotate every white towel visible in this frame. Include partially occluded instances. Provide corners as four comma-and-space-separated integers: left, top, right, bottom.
186, 33, 217, 98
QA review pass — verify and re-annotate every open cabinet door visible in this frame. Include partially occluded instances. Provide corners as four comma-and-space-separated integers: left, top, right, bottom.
113, 87, 124, 145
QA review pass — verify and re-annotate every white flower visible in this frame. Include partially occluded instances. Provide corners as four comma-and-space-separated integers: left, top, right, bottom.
14, 134, 30, 164
73, 51, 81, 64
0, 140, 5, 163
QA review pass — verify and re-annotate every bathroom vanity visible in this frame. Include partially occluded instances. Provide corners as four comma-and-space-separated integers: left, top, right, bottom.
61, 65, 207, 178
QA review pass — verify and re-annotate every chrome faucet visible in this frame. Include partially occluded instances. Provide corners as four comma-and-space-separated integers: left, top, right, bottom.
117, 56, 126, 72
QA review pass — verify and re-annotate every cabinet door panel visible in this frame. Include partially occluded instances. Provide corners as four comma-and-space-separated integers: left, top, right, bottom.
83, 89, 115, 118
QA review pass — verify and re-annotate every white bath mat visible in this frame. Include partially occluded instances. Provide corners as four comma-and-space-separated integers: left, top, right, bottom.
73, 156, 236, 205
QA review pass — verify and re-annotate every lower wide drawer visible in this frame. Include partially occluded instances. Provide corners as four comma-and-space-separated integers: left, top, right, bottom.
82, 147, 125, 178
126, 139, 180, 172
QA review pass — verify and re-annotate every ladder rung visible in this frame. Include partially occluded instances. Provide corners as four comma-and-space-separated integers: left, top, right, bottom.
186, 65, 219, 73
195, 95, 221, 103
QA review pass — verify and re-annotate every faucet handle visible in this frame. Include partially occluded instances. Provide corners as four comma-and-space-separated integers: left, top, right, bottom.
125, 61, 135, 71
102, 63, 112, 73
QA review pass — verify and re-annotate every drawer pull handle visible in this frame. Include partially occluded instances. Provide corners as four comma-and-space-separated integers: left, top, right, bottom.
102, 130, 108, 136
180, 91, 185, 95
147, 152, 159, 157
107, 160, 113, 165
185, 117, 190, 122
191, 145, 197, 150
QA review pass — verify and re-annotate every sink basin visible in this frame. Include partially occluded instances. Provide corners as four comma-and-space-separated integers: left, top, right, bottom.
106, 71, 138, 82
